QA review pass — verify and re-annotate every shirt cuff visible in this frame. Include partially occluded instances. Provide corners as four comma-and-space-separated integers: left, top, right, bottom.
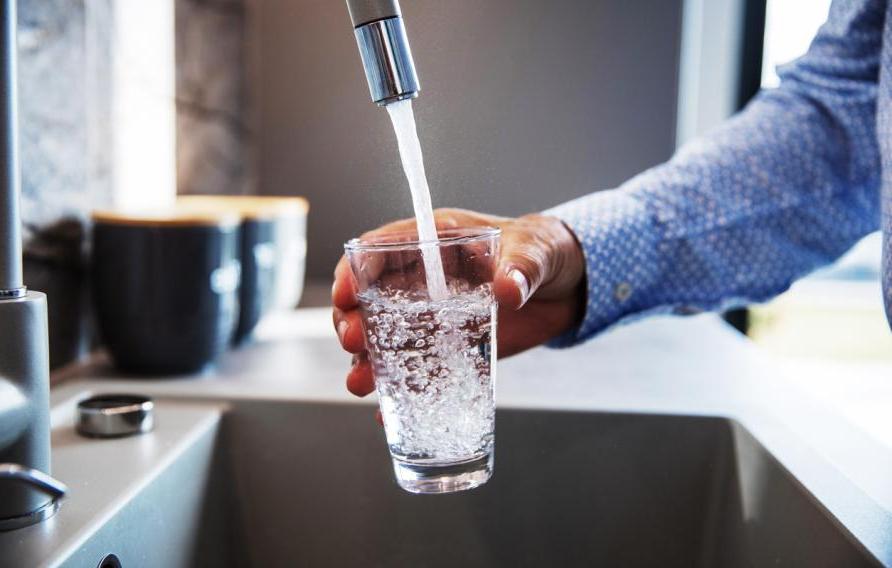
543, 188, 662, 347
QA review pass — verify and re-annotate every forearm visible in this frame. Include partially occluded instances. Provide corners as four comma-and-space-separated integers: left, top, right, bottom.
548, 83, 880, 344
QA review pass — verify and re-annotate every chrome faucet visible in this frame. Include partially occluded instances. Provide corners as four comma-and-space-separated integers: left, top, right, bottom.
346, 0, 420, 106
0, 0, 67, 530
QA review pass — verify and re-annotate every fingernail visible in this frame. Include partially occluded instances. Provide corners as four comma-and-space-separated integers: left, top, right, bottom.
508, 269, 530, 307
337, 320, 349, 343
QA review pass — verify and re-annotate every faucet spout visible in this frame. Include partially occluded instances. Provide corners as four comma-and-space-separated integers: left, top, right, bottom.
346, 0, 420, 106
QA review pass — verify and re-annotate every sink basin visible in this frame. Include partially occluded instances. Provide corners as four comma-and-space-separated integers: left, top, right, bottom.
28, 398, 874, 567
211, 403, 877, 567
1, 392, 883, 568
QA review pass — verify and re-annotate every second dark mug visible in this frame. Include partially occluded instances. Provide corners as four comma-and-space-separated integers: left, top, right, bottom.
91, 209, 241, 375
177, 195, 308, 344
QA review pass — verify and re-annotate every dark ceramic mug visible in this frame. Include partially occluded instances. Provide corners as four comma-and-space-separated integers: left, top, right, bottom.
177, 195, 308, 344
91, 210, 241, 375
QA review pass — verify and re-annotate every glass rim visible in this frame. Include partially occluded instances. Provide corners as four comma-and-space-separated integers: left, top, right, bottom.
344, 226, 501, 252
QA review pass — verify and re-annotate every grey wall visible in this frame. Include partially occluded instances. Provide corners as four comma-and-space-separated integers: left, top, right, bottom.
177, 0, 254, 197
250, 0, 683, 279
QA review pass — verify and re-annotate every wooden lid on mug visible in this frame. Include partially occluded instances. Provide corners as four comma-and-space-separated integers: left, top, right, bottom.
176, 195, 309, 221
91, 208, 240, 228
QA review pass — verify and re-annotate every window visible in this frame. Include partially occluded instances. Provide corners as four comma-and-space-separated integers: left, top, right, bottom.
761, 0, 832, 88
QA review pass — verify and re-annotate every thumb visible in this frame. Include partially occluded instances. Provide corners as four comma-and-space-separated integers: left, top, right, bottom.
494, 243, 550, 310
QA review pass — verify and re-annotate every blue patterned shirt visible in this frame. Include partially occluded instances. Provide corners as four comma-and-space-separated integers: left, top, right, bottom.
547, 0, 892, 344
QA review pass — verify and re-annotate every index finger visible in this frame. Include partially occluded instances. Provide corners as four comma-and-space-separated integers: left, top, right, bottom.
332, 256, 359, 310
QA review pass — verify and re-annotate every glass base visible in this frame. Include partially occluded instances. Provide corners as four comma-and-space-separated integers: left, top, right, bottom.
392, 453, 493, 494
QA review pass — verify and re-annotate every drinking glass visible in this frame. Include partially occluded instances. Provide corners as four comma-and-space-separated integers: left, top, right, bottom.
345, 227, 500, 494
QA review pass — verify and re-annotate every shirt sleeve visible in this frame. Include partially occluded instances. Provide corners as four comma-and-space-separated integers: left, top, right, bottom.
547, 0, 884, 346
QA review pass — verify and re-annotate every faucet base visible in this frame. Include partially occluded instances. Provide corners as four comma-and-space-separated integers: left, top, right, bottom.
0, 291, 53, 523
0, 497, 59, 531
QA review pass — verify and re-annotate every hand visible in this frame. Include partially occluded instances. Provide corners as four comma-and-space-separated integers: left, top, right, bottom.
332, 208, 586, 397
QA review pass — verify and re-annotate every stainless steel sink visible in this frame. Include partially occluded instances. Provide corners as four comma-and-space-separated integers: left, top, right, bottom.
213, 403, 879, 567
40, 399, 873, 567
0, 385, 881, 568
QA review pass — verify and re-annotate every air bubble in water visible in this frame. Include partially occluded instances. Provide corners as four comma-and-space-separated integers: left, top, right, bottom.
357, 284, 496, 462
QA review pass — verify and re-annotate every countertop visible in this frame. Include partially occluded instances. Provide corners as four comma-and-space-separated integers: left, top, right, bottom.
51, 308, 892, 565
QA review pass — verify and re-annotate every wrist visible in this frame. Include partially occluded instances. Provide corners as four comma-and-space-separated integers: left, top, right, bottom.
544, 190, 662, 344
556, 218, 587, 328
